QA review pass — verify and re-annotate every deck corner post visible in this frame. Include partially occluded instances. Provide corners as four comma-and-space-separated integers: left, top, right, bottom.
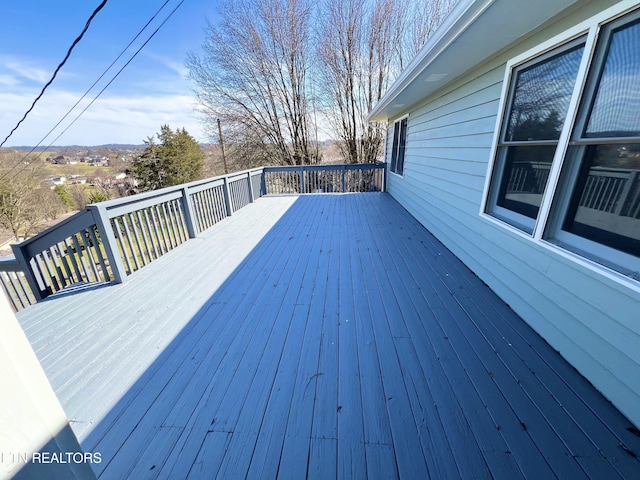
382, 163, 388, 192
181, 187, 198, 238
87, 205, 127, 284
300, 166, 306, 194
341, 164, 346, 192
10, 244, 46, 302
260, 168, 268, 196
247, 171, 255, 203
223, 176, 233, 217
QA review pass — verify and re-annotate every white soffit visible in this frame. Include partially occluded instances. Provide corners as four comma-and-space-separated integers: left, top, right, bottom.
368, 0, 582, 122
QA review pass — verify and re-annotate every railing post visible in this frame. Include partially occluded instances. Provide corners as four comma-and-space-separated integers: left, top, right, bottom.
341, 165, 346, 192
261, 168, 268, 196
10, 245, 47, 302
300, 166, 306, 194
87, 205, 127, 284
247, 171, 255, 203
181, 187, 198, 238
615, 171, 638, 215
382, 163, 387, 192
223, 176, 233, 217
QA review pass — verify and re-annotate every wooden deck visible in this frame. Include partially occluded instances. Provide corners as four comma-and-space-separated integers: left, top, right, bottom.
17, 193, 640, 479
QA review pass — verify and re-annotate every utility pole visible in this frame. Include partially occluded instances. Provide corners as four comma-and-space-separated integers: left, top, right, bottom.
217, 118, 228, 174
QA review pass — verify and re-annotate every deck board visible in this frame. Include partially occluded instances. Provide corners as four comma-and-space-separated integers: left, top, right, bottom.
17, 193, 640, 479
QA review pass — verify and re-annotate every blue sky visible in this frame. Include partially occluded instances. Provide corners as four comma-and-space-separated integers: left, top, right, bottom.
0, 0, 220, 147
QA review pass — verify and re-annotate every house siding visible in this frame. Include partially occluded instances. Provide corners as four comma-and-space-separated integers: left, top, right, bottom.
385, 3, 640, 427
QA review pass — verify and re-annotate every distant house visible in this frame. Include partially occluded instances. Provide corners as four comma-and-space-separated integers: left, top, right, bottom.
47, 155, 68, 164
369, 0, 640, 427
69, 175, 88, 185
48, 176, 66, 186
87, 158, 109, 167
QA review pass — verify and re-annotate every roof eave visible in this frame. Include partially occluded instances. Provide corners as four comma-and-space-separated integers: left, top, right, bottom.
368, 0, 583, 123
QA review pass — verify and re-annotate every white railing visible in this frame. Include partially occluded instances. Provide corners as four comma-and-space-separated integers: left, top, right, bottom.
1, 164, 385, 311
579, 168, 640, 218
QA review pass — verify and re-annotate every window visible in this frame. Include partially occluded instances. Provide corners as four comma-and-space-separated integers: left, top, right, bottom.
390, 117, 408, 175
485, 7, 640, 280
486, 39, 586, 232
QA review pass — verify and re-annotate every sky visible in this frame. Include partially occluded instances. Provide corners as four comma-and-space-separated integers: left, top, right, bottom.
0, 0, 222, 147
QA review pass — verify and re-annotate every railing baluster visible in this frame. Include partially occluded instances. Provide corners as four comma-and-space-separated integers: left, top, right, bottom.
198, 191, 210, 231
53, 243, 73, 285
113, 217, 133, 274
174, 199, 188, 243
2, 274, 18, 311
160, 203, 178, 249
155, 206, 168, 255
135, 210, 152, 264
72, 233, 93, 283
62, 239, 82, 283
141, 209, 159, 260
87, 226, 109, 282
128, 212, 147, 266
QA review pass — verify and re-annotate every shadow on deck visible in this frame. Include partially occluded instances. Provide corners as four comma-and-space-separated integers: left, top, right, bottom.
17, 193, 640, 479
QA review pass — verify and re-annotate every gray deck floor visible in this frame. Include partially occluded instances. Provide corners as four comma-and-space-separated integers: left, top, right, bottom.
17, 193, 640, 479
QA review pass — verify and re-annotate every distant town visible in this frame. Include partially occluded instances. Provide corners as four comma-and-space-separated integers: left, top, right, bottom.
0, 141, 344, 255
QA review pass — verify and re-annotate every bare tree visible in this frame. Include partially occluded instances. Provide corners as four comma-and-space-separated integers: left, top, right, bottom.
402, 0, 458, 68
0, 152, 64, 240
316, 0, 425, 164
188, 0, 456, 166
186, 0, 319, 166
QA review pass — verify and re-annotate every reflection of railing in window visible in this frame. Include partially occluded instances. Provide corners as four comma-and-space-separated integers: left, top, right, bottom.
579, 168, 640, 218
507, 162, 551, 194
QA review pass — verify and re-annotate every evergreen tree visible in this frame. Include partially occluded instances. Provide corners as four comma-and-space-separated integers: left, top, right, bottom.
130, 125, 204, 192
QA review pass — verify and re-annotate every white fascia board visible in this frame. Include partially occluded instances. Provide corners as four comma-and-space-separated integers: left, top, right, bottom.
367, 0, 487, 122
368, 0, 582, 122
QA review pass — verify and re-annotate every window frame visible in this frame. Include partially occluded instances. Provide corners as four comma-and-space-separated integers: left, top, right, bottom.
481, 2, 640, 284
389, 115, 408, 176
485, 37, 587, 234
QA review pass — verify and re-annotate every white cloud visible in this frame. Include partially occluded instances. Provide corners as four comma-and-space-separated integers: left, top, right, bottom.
0, 56, 51, 84
0, 88, 206, 146
0, 74, 20, 87
143, 50, 190, 78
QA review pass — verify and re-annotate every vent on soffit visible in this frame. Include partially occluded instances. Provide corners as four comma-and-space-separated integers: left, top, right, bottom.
424, 73, 448, 82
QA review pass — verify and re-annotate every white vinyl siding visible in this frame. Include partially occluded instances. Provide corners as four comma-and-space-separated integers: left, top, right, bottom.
384, 1, 640, 427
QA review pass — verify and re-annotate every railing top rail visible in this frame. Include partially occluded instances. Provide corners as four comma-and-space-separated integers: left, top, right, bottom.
12, 209, 95, 258
0, 256, 20, 271
94, 189, 185, 219
263, 163, 385, 172
94, 167, 265, 212
185, 177, 226, 195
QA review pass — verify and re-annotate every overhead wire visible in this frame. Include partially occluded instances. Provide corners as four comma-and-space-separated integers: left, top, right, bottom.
9, 1, 173, 168
39, 0, 186, 152
0, 0, 109, 148
0, 0, 185, 182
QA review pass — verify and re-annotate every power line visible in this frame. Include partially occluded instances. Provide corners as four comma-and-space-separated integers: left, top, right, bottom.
39, 1, 186, 152
0, 0, 185, 182
0, 0, 109, 148
13, 1, 173, 165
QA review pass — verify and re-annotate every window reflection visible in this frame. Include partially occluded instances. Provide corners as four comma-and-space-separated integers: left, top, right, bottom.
497, 145, 556, 219
585, 19, 640, 137
506, 45, 584, 141
563, 144, 640, 255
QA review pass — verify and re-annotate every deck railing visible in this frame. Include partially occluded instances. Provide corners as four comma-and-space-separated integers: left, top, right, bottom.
263, 163, 385, 195
1, 163, 385, 311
